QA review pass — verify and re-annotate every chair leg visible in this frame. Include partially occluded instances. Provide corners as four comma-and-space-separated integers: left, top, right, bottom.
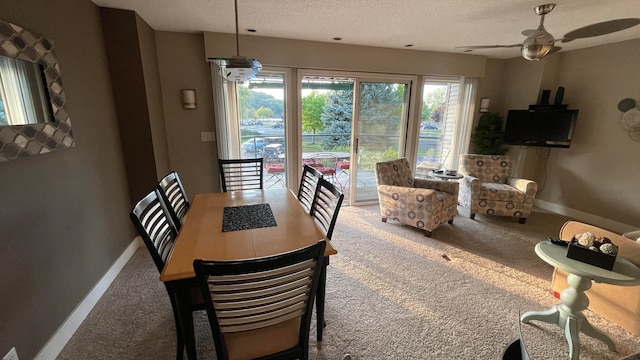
424, 230, 432, 237
381, 217, 387, 223
170, 300, 184, 360
519, 217, 527, 224
165, 288, 184, 360
470, 213, 476, 220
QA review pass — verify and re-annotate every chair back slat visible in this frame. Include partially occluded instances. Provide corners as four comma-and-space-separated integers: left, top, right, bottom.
211, 270, 313, 301
157, 171, 190, 231
130, 190, 177, 273
218, 158, 264, 192
218, 304, 306, 333
297, 165, 323, 214
213, 286, 309, 310
193, 241, 326, 359
206, 264, 315, 332
310, 178, 344, 240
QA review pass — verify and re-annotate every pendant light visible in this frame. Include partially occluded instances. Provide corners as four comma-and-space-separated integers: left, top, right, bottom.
211, 0, 262, 82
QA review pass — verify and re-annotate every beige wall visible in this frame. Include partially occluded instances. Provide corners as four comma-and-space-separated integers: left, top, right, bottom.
540, 39, 640, 227
137, 15, 171, 180
155, 31, 221, 196
0, 0, 133, 357
204, 32, 487, 77
479, 40, 640, 230
100, 8, 172, 204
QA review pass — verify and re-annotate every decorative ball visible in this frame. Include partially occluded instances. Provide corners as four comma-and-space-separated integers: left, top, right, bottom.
600, 237, 612, 244
576, 232, 596, 247
599, 243, 618, 255
589, 246, 599, 252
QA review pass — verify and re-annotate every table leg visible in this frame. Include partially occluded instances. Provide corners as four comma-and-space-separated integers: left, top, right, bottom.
520, 306, 560, 324
520, 273, 615, 359
316, 256, 329, 341
581, 318, 616, 350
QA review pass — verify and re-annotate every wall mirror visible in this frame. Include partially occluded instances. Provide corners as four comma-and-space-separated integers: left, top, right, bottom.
0, 18, 74, 162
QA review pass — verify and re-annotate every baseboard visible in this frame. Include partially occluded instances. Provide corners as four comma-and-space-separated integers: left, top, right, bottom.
535, 199, 636, 234
34, 237, 143, 360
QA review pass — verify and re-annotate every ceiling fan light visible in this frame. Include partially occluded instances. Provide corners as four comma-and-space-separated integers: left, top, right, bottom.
521, 34, 554, 60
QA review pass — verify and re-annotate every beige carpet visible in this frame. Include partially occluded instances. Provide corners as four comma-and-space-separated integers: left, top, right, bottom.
58, 206, 640, 359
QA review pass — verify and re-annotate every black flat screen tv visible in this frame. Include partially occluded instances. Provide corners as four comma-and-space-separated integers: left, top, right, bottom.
504, 109, 578, 148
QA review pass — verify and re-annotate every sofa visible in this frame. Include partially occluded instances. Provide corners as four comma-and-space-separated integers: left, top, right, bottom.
550, 221, 640, 336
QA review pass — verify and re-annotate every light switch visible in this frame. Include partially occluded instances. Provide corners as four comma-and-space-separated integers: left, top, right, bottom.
201, 131, 216, 142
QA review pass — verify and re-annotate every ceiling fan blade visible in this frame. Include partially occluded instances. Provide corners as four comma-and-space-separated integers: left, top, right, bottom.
455, 44, 521, 50
562, 18, 640, 42
522, 29, 546, 37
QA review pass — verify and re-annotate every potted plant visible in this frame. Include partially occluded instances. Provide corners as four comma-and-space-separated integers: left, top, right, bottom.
470, 112, 508, 155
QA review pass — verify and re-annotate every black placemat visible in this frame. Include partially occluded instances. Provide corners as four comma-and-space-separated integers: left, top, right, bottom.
222, 203, 277, 232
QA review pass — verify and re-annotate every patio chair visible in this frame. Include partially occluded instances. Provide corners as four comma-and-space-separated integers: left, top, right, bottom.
264, 161, 286, 188
305, 153, 339, 186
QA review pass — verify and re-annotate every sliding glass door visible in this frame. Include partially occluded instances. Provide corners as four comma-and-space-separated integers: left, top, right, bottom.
351, 79, 411, 203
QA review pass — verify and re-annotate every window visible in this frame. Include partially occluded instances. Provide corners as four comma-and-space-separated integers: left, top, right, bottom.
415, 78, 475, 175
214, 68, 287, 188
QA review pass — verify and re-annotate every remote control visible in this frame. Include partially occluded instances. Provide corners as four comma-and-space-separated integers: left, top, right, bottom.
548, 238, 568, 247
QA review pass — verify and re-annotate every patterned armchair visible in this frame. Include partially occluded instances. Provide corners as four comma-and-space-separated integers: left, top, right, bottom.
458, 154, 538, 224
374, 158, 458, 237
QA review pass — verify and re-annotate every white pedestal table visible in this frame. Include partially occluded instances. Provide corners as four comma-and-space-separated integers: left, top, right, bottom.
521, 241, 640, 360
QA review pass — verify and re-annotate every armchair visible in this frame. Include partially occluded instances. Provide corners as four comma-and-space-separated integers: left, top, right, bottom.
458, 154, 537, 224
374, 158, 458, 237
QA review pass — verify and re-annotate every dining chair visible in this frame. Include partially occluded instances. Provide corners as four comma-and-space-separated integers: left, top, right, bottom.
193, 240, 327, 360
310, 177, 344, 240
157, 171, 189, 231
297, 164, 323, 214
130, 190, 204, 360
218, 158, 264, 192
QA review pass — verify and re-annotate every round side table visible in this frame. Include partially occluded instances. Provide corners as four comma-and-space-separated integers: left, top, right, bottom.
521, 241, 640, 360
427, 170, 463, 181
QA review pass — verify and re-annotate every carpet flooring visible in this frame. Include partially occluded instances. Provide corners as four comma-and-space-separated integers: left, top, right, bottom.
57, 205, 640, 359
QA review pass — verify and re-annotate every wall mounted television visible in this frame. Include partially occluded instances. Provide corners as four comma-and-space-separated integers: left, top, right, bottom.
504, 109, 579, 148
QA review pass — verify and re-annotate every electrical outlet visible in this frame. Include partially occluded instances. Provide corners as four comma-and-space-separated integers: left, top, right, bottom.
200, 131, 216, 142
3, 347, 19, 360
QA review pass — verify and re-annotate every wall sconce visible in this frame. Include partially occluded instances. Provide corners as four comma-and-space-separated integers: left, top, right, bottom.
479, 98, 490, 113
182, 89, 196, 109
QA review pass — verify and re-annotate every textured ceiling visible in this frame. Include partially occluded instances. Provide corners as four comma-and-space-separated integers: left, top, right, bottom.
90, 0, 640, 59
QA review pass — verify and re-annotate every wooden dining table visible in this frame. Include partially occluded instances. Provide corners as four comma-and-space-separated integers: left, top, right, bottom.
160, 188, 337, 359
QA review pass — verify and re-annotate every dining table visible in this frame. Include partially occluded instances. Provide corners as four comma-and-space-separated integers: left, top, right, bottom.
160, 187, 337, 359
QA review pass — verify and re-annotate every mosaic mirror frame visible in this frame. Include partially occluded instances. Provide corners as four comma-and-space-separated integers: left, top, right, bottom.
0, 18, 75, 163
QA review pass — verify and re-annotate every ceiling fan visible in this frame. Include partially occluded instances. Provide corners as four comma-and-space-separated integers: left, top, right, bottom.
456, 3, 640, 61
